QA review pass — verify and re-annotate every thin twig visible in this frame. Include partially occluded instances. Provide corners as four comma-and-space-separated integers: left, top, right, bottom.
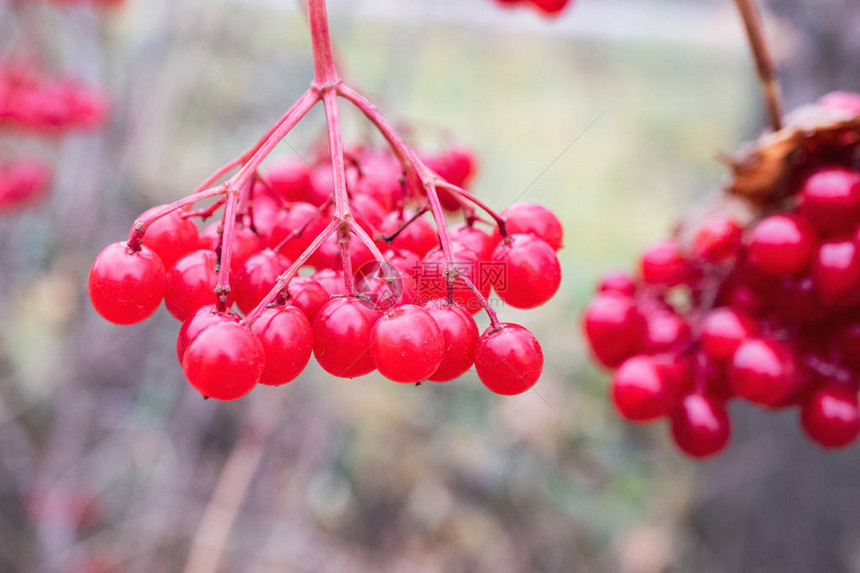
733, 0, 783, 131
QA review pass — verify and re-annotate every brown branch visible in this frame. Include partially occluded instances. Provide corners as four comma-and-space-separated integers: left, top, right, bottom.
733, 0, 784, 131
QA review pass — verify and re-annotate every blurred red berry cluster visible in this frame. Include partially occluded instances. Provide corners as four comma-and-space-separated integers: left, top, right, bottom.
584, 92, 860, 458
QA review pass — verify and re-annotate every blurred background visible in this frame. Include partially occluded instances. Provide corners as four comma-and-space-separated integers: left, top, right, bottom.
1, 0, 859, 571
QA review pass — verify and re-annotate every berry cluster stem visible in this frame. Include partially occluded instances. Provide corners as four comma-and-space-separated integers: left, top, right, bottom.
733, 0, 783, 132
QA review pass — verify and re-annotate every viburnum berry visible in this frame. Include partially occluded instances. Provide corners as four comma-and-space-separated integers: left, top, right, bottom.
799, 168, 860, 235
266, 161, 312, 203
474, 323, 543, 396
379, 211, 439, 257
801, 387, 860, 448
729, 338, 798, 408
670, 394, 731, 458
234, 249, 292, 315
176, 304, 239, 362
139, 206, 201, 268
182, 322, 264, 401
312, 297, 380, 378
700, 307, 758, 363
201, 223, 264, 272
596, 271, 637, 297
490, 233, 561, 309
812, 239, 860, 302
311, 268, 346, 296
370, 305, 445, 383
417, 243, 491, 314
498, 202, 564, 251
611, 355, 673, 422
639, 239, 692, 286
88, 243, 166, 325
286, 276, 330, 322
693, 215, 743, 262
583, 294, 643, 368
164, 249, 232, 321
423, 302, 479, 382
747, 214, 816, 277
250, 306, 313, 386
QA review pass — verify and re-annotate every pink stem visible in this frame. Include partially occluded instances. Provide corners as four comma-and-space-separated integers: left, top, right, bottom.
181, 197, 227, 221
457, 273, 501, 329
243, 220, 339, 326
308, 0, 340, 86
214, 183, 244, 312
436, 180, 508, 238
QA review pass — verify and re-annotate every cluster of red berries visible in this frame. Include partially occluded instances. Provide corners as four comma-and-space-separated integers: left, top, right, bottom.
0, 160, 52, 213
493, 0, 572, 17
0, 64, 108, 133
584, 92, 860, 458
89, 143, 563, 401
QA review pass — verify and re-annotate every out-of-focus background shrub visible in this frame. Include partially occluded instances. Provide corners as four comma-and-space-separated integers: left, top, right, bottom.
0, 0, 858, 571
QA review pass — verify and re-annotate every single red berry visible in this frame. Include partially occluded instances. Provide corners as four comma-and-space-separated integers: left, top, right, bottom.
596, 271, 637, 297
250, 306, 313, 386
268, 202, 328, 259
474, 323, 543, 396
165, 249, 232, 321
498, 203, 564, 251
700, 307, 758, 363
380, 211, 439, 257
176, 304, 239, 362
582, 294, 643, 368
491, 234, 561, 309
729, 338, 798, 407
449, 224, 495, 260
640, 239, 692, 286
139, 206, 201, 268
266, 161, 312, 202
182, 322, 264, 401
370, 306, 445, 383
747, 214, 816, 277
812, 239, 860, 302
311, 269, 347, 296
641, 310, 691, 353
286, 277, 330, 322
800, 167, 860, 234
418, 244, 490, 314
671, 394, 731, 458
88, 242, 166, 325
801, 387, 860, 448
351, 193, 387, 233
611, 355, 673, 422
312, 298, 380, 378
423, 302, 479, 382
234, 249, 292, 315
693, 215, 743, 262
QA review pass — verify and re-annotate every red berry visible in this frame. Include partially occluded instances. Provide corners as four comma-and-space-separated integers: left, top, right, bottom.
139, 206, 201, 268
370, 306, 445, 383
268, 202, 327, 259
250, 306, 313, 386
234, 249, 292, 315
641, 310, 691, 353
311, 269, 346, 296
747, 214, 816, 277
474, 323, 543, 396
611, 355, 673, 422
583, 294, 643, 368
417, 244, 490, 314
181, 322, 264, 401
530, 0, 570, 15
801, 387, 860, 448
88, 242, 166, 325
640, 239, 692, 286
286, 277, 330, 322
266, 161, 312, 202
201, 224, 264, 272
449, 224, 495, 260
351, 193, 386, 233
498, 203, 564, 251
491, 234, 561, 309
693, 215, 743, 262
423, 302, 479, 382
671, 394, 731, 458
700, 307, 758, 363
812, 239, 860, 302
312, 298, 380, 378
800, 168, 860, 234
379, 211, 439, 257
176, 304, 239, 362
596, 271, 637, 297
165, 249, 232, 321
729, 339, 798, 407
